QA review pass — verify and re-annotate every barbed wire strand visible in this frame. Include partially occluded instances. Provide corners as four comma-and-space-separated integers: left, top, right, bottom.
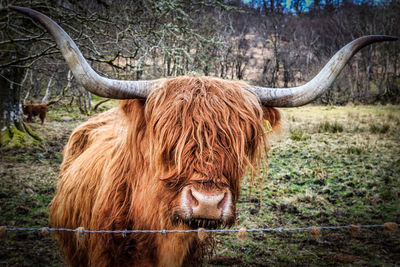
3, 223, 399, 235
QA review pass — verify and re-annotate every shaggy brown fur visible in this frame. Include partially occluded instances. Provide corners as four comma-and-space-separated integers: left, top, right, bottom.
50, 77, 280, 266
22, 104, 47, 124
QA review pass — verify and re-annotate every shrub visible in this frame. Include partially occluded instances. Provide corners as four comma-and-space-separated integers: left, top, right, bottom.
346, 146, 364, 155
317, 121, 344, 133
290, 128, 311, 141
369, 123, 390, 134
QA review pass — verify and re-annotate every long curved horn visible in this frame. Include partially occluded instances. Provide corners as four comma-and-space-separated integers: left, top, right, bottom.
252, 35, 398, 107
9, 5, 160, 99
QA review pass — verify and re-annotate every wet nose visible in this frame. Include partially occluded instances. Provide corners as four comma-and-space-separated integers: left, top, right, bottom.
184, 186, 230, 220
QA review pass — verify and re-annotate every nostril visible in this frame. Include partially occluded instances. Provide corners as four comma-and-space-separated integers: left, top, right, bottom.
217, 192, 227, 210
187, 188, 199, 207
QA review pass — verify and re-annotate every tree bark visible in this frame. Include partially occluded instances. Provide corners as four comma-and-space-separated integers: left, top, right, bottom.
0, 44, 41, 148
0, 68, 41, 148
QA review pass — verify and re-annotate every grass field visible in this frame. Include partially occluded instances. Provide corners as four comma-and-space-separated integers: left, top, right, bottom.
0, 104, 399, 266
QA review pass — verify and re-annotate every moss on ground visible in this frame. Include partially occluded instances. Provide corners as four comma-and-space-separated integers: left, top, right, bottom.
0, 124, 41, 148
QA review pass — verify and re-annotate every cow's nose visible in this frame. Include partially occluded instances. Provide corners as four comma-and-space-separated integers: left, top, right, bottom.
184, 186, 230, 220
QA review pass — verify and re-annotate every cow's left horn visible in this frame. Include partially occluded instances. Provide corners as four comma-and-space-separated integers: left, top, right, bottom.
251, 35, 398, 107
9, 5, 161, 99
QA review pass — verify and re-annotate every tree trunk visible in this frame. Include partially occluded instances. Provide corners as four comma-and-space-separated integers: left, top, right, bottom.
41, 74, 54, 104
0, 67, 41, 148
0, 39, 42, 148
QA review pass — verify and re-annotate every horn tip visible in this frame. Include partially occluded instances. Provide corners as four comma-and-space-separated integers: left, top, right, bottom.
8, 5, 29, 14
380, 35, 398, 41
367, 35, 398, 42
8, 5, 21, 10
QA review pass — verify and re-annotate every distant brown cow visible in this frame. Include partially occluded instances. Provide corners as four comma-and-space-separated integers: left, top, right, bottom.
22, 104, 47, 125
10, 5, 398, 267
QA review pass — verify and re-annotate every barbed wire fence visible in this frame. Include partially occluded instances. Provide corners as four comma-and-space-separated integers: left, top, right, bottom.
1, 223, 398, 241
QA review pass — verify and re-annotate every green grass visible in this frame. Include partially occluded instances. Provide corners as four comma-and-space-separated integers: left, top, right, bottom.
0, 104, 399, 266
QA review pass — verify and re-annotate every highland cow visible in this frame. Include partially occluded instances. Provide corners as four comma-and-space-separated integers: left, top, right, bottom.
22, 103, 47, 124
9, 5, 397, 267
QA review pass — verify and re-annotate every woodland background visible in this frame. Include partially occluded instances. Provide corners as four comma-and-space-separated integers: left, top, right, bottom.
1, 0, 399, 112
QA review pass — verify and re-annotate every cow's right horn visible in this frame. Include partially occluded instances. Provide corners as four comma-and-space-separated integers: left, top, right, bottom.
251, 35, 398, 107
9, 5, 161, 99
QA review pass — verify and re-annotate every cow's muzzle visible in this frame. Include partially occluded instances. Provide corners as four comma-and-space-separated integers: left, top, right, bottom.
173, 185, 234, 229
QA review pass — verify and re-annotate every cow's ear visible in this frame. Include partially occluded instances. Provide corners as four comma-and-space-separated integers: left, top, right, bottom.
262, 107, 281, 132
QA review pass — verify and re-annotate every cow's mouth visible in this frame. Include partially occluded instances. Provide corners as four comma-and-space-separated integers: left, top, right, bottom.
185, 218, 222, 229
172, 215, 224, 229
